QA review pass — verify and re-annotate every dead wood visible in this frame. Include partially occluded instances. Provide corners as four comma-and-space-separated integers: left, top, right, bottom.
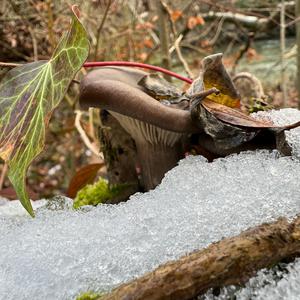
100, 214, 300, 300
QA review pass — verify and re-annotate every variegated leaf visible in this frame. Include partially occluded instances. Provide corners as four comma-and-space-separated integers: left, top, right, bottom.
0, 6, 89, 216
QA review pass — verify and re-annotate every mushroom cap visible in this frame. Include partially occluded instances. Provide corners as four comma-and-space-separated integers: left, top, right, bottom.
79, 67, 148, 110
79, 67, 199, 134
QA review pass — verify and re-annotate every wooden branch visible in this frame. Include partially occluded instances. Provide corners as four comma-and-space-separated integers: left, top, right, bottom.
74, 110, 102, 158
156, 0, 172, 80
280, 0, 287, 106
0, 62, 21, 68
100, 215, 300, 300
94, 0, 113, 60
9, 0, 38, 61
173, 35, 194, 79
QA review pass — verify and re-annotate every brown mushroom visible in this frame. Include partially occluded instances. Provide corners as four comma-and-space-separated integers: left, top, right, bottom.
79, 67, 216, 191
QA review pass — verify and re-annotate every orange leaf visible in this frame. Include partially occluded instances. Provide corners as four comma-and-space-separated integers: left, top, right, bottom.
139, 52, 148, 62
195, 16, 205, 25
67, 163, 104, 198
143, 38, 154, 48
0, 186, 39, 201
187, 16, 197, 29
187, 15, 205, 29
171, 10, 183, 22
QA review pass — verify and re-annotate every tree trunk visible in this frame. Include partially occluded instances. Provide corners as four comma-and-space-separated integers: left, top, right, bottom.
155, 0, 171, 81
280, 0, 287, 106
100, 214, 300, 300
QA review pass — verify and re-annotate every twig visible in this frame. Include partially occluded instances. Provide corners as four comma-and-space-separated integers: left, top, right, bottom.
89, 108, 96, 141
0, 40, 30, 61
280, 0, 287, 106
232, 32, 255, 74
207, 17, 225, 46
160, 0, 177, 37
173, 35, 194, 79
198, 0, 280, 24
0, 62, 21, 68
156, 0, 172, 80
180, 43, 209, 56
9, 0, 38, 61
74, 110, 102, 158
93, 0, 113, 60
285, 15, 300, 27
47, 0, 56, 51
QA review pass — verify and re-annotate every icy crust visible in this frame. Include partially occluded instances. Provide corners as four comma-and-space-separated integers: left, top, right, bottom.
203, 259, 300, 300
1, 150, 300, 299
252, 108, 300, 157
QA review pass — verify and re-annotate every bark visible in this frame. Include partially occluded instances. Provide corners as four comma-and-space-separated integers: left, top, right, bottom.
280, 0, 287, 106
155, 0, 171, 81
99, 110, 140, 203
100, 215, 300, 300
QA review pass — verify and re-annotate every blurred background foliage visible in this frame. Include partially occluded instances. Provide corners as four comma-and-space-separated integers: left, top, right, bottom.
0, 0, 298, 199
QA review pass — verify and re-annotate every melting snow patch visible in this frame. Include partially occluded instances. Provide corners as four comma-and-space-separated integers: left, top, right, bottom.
0, 198, 46, 216
1, 109, 300, 300
252, 108, 300, 157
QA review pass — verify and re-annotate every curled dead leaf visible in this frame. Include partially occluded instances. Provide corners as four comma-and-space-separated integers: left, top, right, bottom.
67, 163, 104, 198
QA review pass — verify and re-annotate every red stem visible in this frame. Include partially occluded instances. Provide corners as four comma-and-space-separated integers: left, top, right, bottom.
83, 61, 193, 84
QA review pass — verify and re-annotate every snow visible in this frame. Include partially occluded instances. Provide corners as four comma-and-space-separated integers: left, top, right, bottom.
252, 108, 300, 157
0, 197, 46, 216
1, 109, 300, 300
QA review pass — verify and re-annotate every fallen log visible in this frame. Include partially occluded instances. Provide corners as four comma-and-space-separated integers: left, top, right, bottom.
100, 215, 300, 300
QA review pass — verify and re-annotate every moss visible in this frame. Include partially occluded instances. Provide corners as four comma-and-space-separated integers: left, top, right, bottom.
73, 178, 128, 209
76, 291, 104, 300
247, 97, 273, 114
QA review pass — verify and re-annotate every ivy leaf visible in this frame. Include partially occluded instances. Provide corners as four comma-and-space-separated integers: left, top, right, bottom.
0, 6, 89, 216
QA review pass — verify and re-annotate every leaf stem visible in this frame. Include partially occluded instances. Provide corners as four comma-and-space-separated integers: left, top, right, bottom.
83, 61, 193, 83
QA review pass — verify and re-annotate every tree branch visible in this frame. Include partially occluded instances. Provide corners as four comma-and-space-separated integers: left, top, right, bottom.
100, 214, 300, 300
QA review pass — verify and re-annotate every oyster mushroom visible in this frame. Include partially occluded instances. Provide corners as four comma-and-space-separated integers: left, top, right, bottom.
79, 67, 216, 190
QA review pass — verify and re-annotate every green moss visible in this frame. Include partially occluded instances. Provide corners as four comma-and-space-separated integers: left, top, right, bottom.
73, 178, 127, 209
76, 291, 104, 300
247, 97, 273, 114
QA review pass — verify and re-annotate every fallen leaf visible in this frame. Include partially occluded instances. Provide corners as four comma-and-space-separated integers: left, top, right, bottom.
202, 99, 274, 128
0, 186, 39, 201
67, 163, 104, 198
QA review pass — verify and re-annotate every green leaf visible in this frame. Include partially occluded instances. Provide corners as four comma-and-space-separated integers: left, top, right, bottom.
0, 6, 89, 216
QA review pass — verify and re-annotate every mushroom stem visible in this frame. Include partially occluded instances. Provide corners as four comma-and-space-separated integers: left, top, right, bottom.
135, 140, 184, 190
